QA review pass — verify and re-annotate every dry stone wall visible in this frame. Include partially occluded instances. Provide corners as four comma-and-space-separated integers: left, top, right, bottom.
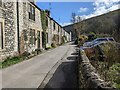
78, 49, 117, 90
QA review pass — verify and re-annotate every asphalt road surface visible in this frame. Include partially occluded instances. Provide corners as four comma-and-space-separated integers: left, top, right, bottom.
1, 42, 78, 89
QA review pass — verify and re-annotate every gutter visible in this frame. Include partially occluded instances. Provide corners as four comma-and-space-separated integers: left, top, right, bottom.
16, 1, 20, 53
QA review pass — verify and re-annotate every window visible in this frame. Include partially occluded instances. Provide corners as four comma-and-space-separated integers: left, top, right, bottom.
0, 0, 2, 7
29, 29, 35, 45
53, 22, 55, 30
46, 17, 48, 27
37, 31, 40, 48
58, 26, 59, 32
46, 33, 48, 43
29, 4, 35, 21
0, 22, 3, 49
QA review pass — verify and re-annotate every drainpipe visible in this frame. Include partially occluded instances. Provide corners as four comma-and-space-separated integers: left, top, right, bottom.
16, 1, 20, 54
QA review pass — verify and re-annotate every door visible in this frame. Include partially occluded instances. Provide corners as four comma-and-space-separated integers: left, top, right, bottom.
37, 31, 40, 49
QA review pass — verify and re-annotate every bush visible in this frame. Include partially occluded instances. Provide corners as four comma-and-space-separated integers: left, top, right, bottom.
88, 42, 120, 89
22, 51, 30, 57
35, 49, 42, 54
88, 32, 97, 41
2, 56, 22, 68
108, 63, 120, 89
61, 36, 67, 44
51, 43, 57, 48
101, 43, 120, 66
78, 35, 88, 46
45, 47, 52, 50
0, 62, 2, 69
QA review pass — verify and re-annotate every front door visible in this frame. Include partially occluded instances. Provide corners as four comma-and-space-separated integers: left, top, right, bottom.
37, 31, 40, 49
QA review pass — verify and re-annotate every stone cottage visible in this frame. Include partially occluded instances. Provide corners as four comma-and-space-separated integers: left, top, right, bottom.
17, 1, 43, 54
0, 0, 43, 60
0, 0, 70, 61
0, 0, 18, 60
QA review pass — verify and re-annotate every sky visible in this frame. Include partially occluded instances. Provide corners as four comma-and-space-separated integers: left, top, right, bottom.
36, 0, 120, 26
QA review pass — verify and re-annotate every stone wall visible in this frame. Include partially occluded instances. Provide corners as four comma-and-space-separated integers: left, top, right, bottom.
18, 2, 43, 54
78, 49, 117, 89
0, 2, 18, 61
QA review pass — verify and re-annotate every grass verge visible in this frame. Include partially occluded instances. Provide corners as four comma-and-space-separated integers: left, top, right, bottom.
1, 56, 24, 69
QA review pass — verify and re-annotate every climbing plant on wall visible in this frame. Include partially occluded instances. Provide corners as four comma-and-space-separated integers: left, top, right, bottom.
41, 10, 48, 48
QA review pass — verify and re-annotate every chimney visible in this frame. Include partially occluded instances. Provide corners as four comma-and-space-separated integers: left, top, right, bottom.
45, 10, 50, 16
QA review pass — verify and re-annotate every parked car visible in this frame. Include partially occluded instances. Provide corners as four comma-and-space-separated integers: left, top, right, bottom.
83, 37, 116, 48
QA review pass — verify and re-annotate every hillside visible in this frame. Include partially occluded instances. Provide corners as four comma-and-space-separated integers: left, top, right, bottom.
64, 9, 120, 42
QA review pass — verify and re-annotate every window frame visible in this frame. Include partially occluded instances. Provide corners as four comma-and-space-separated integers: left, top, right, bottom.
37, 31, 40, 49
53, 22, 56, 30
0, 18, 4, 50
46, 17, 48, 27
28, 3, 35, 21
29, 29, 36, 45
46, 32, 48, 43
0, 0, 2, 7
58, 26, 60, 33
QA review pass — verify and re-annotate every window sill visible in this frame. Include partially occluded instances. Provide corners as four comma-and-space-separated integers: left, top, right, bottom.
28, 18, 35, 23
0, 49, 5, 51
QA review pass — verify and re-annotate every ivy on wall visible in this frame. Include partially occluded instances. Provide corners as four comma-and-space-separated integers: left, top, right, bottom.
41, 10, 48, 48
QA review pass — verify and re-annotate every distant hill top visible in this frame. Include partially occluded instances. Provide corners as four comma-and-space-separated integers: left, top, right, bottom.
64, 9, 120, 42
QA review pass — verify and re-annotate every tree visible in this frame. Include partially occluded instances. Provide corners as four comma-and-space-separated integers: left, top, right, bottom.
70, 12, 82, 41
71, 12, 76, 24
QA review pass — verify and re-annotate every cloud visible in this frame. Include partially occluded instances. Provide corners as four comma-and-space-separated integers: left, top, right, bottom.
80, 0, 120, 20
78, 7, 88, 13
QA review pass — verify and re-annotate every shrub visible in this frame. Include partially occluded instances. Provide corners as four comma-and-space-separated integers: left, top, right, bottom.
0, 62, 2, 69
78, 35, 88, 46
88, 42, 120, 89
88, 32, 97, 41
108, 63, 120, 89
45, 47, 52, 50
61, 36, 67, 44
22, 51, 30, 57
35, 49, 42, 54
2, 56, 21, 68
51, 43, 57, 48
85, 48, 95, 60
101, 43, 120, 66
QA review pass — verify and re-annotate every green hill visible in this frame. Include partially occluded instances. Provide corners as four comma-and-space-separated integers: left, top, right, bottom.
64, 9, 120, 42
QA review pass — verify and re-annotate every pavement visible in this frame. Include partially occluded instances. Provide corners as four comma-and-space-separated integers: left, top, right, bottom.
1, 42, 78, 89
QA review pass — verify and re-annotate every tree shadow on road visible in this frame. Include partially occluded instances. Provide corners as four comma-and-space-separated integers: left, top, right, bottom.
67, 52, 78, 61
67, 56, 78, 61
71, 52, 78, 55
44, 52, 79, 89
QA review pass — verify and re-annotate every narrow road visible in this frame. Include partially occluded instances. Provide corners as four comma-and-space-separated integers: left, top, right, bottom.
1, 43, 78, 89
